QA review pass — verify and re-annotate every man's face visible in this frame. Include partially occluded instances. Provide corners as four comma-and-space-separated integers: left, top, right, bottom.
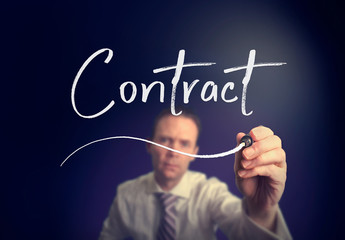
148, 115, 199, 183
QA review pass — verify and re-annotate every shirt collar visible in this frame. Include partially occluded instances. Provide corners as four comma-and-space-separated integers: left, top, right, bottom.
146, 171, 191, 199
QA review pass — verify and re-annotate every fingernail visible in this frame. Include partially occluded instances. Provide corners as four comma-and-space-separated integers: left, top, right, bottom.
251, 128, 260, 137
238, 170, 246, 177
242, 160, 251, 168
244, 147, 254, 158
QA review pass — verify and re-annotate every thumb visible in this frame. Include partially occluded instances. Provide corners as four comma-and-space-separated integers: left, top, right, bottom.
234, 132, 246, 173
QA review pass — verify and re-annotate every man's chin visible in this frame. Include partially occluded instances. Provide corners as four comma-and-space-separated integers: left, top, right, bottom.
161, 169, 182, 180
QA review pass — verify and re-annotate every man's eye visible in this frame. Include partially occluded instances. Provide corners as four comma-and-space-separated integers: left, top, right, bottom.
181, 141, 190, 147
159, 137, 169, 143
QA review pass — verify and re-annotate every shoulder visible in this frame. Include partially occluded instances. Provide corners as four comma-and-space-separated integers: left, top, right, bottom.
117, 172, 152, 197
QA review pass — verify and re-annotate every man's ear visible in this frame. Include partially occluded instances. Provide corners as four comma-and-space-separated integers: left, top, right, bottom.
146, 137, 152, 154
194, 145, 199, 155
191, 145, 199, 162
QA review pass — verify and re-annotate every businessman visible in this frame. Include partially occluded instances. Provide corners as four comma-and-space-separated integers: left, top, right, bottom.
99, 109, 292, 239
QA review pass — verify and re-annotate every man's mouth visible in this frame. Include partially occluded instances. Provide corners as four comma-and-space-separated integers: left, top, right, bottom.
164, 163, 178, 169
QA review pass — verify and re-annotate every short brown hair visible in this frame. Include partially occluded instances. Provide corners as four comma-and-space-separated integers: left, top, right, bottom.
151, 107, 201, 141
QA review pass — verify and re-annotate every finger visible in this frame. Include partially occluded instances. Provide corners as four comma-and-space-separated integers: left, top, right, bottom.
250, 126, 274, 142
236, 132, 246, 145
241, 148, 286, 169
238, 164, 286, 182
242, 135, 282, 160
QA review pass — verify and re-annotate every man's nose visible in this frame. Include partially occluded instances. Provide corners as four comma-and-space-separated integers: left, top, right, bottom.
166, 141, 180, 157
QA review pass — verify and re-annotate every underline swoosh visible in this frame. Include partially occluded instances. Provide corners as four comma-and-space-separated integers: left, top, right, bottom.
60, 136, 245, 167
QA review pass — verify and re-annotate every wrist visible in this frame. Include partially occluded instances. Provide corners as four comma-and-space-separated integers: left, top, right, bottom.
244, 198, 278, 232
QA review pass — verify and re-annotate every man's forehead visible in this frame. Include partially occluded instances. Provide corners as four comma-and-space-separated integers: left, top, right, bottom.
155, 115, 199, 138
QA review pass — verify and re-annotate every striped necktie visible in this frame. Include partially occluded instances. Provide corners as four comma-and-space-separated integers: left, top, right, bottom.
157, 193, 178, 240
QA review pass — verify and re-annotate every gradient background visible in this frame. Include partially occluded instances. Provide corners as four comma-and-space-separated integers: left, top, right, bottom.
2, 1, 344, 239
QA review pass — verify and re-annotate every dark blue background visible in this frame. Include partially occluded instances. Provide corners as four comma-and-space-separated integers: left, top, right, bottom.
2, 1, 344, 239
